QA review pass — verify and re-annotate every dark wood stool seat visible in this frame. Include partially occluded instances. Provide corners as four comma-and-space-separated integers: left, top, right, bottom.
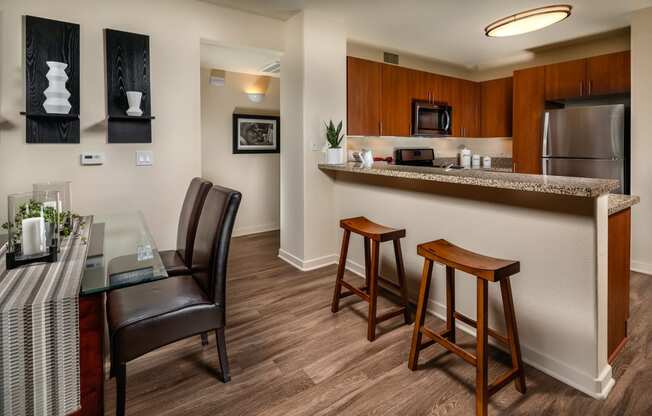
332, 216, 411, 341
409, 239, 526, 416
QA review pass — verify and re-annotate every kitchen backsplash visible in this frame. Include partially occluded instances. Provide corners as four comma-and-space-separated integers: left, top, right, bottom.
346, 136, 513, 159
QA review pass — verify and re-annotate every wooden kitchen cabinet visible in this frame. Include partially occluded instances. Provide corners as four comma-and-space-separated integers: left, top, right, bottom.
544, 58, 586, 100
380, 64, 412, 136
480, 77, 513, 137
586, 50, 631, 96
347, 56, 381, 136
608, 208, 631, 363
512, 67, 545, 174
448, 78, 479, 137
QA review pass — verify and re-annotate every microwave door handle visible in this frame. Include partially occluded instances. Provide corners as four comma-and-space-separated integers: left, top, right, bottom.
443, 110, 451, 133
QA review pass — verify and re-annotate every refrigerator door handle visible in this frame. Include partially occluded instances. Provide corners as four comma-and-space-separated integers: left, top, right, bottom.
542, 111, 550, 157
542, 158, 549, 175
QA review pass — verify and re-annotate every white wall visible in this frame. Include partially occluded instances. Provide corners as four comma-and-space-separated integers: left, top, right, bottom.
630, 7, 652, 274
200, 69, 280, 236
0, 0, 283, 249
279, 10, 346, 269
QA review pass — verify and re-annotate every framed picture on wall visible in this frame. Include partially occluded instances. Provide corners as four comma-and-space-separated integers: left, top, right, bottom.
232, 114, 280, 154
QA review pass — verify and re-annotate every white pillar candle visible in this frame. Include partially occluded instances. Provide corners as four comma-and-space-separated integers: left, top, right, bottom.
22, 217, 46, 256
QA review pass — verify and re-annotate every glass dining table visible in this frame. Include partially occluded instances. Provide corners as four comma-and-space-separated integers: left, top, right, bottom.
81, 211, 169, 296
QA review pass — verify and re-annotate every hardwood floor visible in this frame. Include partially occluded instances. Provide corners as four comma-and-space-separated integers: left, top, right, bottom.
104, 231, 652, 415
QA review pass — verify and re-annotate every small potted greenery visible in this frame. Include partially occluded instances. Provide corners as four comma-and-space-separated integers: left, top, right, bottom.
324, 120, 344, 165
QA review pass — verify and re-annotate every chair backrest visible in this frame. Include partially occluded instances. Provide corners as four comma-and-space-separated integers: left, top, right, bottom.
191, 185, 242, 306
176, 177, 212, 267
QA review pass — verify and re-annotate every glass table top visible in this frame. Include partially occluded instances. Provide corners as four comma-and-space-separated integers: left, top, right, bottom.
81, 212, 168, 296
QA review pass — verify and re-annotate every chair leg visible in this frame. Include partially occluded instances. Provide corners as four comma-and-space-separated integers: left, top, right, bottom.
364, 237, 371, 292
408, 259, 433, 370
201, 332, 209, 346
215, 327, 231, 383
367, 239, 380, 341
393, 239, 412, 324
331, 230, 351, 313
476, 278, 489, 416
500, 278, 527, 394
116, 362, 126, 416
446, 266, 456, 343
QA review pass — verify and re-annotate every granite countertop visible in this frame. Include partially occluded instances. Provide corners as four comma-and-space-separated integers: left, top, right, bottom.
608, 194, 640, 215
319, 162, 620, 198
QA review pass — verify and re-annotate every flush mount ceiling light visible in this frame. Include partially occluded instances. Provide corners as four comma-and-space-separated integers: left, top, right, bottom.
485, 5, 572, 37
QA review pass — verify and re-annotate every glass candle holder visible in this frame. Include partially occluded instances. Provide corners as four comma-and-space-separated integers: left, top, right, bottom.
5, 191, 60, 269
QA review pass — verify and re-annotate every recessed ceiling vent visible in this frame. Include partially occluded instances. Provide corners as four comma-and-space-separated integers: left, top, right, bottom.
261, 60, 281, 74
383, 52, 399, 65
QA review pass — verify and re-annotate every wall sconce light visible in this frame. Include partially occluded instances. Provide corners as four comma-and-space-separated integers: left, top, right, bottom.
244, 76, 271, 103
209, 69, 225, 86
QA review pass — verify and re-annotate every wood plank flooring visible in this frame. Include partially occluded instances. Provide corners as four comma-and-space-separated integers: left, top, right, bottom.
104, 231, 652, 415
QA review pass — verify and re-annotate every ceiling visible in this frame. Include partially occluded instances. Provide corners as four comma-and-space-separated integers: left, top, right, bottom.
200, 42, 282, 77
201, 0, 652, 69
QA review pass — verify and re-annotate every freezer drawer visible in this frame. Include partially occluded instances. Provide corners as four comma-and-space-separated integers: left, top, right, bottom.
542, 158, 625, 193
542, 105, 625, 159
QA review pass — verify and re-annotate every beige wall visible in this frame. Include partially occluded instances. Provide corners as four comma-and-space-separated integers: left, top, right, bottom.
200, 69, 280, 236
0, 0, 283, 250
279, 10, 346, 269
631, 8, 652, 274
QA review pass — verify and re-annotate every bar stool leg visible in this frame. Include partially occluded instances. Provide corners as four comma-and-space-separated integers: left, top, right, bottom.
500, 278, 527, 394
364, 237, 371, 292
446, 266, 456, 343
408, 259, 433, 370
476, 278, 489, 416
331, 230, 351, 313
393, 239, 412, 324
367, 240, 380, 341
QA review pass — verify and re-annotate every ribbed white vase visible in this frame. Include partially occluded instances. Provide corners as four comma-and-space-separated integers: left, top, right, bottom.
43, 61, 72, 114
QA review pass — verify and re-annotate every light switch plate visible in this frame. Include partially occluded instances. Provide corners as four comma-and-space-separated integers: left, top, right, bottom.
311, 143, 322, 151
136, 150, 153, 166
80, 152, 105, 165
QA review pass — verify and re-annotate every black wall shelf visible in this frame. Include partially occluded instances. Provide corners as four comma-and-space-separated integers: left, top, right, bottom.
24, 16, 80, 143
105, 29, 153, 143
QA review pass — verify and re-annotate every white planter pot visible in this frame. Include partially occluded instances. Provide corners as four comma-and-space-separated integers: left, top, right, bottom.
126, 91, 143, 116
326, 147, 344, 164
43, 61, 72, 114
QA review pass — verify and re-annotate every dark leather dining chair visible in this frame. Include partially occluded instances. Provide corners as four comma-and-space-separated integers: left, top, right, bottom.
159, 177, 212, 276
107, 185, 242, 416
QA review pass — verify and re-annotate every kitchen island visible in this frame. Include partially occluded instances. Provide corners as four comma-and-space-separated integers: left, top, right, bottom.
319, 162, 638, 399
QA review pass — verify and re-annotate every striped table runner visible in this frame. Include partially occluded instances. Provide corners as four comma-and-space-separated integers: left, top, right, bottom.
0, 217, 92, 416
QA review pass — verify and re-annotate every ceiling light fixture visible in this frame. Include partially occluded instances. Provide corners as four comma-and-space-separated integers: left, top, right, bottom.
485, 5, 572, 37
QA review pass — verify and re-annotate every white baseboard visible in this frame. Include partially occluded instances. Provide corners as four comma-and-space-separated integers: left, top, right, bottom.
277, 249, 339, 271
343, 257, 614, 398
233, 223, 280, 237
631, 260, 652, 276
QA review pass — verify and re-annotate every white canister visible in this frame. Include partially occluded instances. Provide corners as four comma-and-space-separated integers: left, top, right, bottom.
460, 148, 472, 168
472, 154, 481, 168
482, 156, 492, 169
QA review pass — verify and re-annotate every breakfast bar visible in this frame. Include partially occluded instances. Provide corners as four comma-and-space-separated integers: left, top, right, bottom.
319, 162, 638, 399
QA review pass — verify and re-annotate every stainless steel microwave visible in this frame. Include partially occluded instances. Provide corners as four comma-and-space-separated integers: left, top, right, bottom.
412, 100, 452, 136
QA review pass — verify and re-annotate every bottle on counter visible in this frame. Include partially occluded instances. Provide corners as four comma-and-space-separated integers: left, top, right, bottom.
460, 148, 472, 168
483, 156, 492, 169
472, 154, 481, 168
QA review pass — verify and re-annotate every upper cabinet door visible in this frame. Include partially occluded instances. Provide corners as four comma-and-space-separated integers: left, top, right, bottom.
513, 67, 545, 174
586, 51, 630, 96
347, 57, 381, 136
544, 59, 587, 100
461, 80, 481, 137
480, 77, 513, 138
381, 64, 412, 136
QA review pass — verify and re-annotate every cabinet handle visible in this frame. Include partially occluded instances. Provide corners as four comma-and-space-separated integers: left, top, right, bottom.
579, 81, 584, 96
588, 80, 592, 96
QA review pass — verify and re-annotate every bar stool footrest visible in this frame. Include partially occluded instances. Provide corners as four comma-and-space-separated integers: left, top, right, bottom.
340, 281, 370, 302
376, 306, 407, 323
488, 368, 521, 397
454, 312, 509, 346
421, 326, 477, 366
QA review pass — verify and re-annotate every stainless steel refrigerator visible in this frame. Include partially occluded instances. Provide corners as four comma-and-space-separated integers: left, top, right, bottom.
542, 104, 628, 194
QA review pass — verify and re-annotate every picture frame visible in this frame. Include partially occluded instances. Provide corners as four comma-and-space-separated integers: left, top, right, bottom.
232, 113, 280, 154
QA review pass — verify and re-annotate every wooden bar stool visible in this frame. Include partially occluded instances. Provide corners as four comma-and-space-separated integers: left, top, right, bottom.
408, 239, 526, 416
331, 216, 411, 341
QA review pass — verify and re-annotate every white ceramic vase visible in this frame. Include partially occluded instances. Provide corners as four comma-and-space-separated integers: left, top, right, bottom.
43, 61, 72, 114
326, 147, 344, 165
126, 91, 143, 116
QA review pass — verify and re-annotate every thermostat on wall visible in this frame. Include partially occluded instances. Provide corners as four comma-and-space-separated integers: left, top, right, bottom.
80, 152, 105, 165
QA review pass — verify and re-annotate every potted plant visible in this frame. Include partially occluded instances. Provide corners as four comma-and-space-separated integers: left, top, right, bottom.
324, 120, 344, 164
